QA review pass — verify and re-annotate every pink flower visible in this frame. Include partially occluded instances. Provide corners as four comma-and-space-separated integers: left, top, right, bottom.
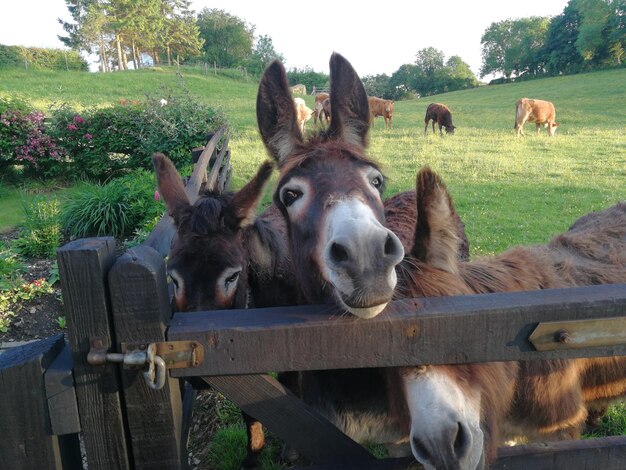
84, 133, 93, 140
154, 190, 161, 201
67, 124, 77, 131
73, 115, 85, 124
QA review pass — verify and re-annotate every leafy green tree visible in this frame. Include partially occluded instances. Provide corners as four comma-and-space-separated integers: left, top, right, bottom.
196, 8, 254, 68
543, 2, 584, 74
161, 0, 203, 66
480, 17, 549, 79
286, 67, 328, 92
245, 35, 284, 76
445, 56, 480, 89
362, 74, 392, 99
388, 64, 419, 99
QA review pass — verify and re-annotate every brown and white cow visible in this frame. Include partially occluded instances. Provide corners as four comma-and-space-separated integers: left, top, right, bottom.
424, 103, 455, 135
313, 92, 330, 129
515, 98, 559, 137
294, 97, 313, 134
368, 96, 394, 129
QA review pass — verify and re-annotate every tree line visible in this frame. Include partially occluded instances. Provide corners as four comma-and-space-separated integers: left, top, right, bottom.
58, 0, 624, 96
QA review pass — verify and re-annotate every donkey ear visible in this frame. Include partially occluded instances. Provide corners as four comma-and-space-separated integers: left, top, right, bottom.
152, 153, 191, 226
256, 60, 303, 166
411, 167, 461, 275
327, 52, 370, 148
230, 160, 275, 228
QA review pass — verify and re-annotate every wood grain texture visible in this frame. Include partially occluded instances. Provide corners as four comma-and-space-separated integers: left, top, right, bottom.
57, 237, 131, 470
204, 374, 374, 465
0, 334, 66, 469
168, 284, 626, 377
108, 245, 184, 469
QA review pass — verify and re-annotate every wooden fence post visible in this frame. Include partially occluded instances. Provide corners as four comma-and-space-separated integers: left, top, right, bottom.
0, 334, 67, 469
57, 237, 131, 470
108, 244, 184, 469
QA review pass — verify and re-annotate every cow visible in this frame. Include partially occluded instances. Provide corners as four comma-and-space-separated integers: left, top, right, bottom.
290, 83, 306, 95
424, 103, 455, 135
515, 98, 559, 137
368, 96, 394, 129
313, 92, 330, 129
293, 97, 313, 134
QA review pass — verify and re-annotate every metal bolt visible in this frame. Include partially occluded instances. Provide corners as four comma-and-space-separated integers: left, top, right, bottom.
555, 329, 571, 344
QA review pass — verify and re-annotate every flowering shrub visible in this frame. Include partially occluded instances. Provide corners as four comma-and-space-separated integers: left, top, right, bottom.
0, 97, 62, 176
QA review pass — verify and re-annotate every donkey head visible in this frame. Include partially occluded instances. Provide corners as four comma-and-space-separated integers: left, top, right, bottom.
398, 167, 517, 469
256, 53, 404, 319
152, 153, 273, 311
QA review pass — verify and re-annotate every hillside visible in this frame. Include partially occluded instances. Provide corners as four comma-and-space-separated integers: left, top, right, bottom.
1, 66, 625, 254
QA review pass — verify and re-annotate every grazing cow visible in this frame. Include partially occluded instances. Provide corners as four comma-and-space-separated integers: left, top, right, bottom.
290, 83, 307, 95
391, 168, 626, 469
515, 98, 559, 137
368, 96, 394, 129
313, 92, 330, 129
293, 97, 313, 134
424, 103, 455, 134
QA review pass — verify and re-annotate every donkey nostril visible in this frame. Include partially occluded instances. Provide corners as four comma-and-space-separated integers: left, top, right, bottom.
384, 233, 400, 256
454, 422, 468, 459
330, 242, 349, 263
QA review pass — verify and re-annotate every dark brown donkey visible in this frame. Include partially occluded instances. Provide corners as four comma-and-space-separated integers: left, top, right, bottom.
391, 168, 626, 469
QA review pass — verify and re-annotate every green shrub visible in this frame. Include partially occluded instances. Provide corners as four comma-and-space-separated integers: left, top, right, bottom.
0, 97, 62, 176
0, 243, 24, 290
13, 196, 62, 258
0, 45, 87, 71
61, 170, 164, 238
47, 84, 226, 180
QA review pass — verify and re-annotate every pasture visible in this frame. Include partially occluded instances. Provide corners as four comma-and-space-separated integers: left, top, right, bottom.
2, 66, 624, 255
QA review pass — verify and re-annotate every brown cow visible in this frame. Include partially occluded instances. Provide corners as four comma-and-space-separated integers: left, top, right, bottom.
424, 103, 455, 134
515, 98, 559, 137
313, 92, 330, 129
368, 96, 394, 129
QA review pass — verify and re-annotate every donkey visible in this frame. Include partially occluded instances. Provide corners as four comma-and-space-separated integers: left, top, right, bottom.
391, 167, 626, 469
153, 152, 468, 467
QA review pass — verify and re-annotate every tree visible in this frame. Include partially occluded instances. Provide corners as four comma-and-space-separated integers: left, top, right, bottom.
161, 0, 203, 66
445, 56, 480, 89
245, 35, 284, 76
480, 17, 550, 79
543, 2, 584, 75
196, 8, 254, 68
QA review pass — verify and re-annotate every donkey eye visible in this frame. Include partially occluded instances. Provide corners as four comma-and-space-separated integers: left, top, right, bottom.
225, 271, 240, 287
282, 189, 302, 207
371, 175, 383, 189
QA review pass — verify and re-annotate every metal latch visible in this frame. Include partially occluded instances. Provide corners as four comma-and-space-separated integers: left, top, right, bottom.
87, 338, 204, 390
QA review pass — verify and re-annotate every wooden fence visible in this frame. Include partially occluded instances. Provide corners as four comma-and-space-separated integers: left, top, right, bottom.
2, 127, 626, 469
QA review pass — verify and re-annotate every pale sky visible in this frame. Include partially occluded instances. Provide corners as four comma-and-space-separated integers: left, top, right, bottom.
0, 0, 569, 79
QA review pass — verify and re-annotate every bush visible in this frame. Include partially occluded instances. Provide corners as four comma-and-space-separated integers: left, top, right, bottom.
13, 196, 62, 258
47, 84, 226, 180
0, 97, 62, 176
0, 243, 24, 290
61, 169, 164, 238
0, 45, 87, 71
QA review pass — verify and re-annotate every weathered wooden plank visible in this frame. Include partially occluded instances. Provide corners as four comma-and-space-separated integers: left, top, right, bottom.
186, 126, 226, 200
57, 237, 131, 470
529, 316, 626, 351
144, 129, 229, 257
0, 334, 65, 469
108, 245, 184, 470
293, 436, 626, 469
168, 284, 626, 377
45, 340, 81, 435
203, 374, 374, 465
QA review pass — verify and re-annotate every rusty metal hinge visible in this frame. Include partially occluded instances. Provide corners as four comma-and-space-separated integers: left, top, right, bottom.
87, 338, 204, 390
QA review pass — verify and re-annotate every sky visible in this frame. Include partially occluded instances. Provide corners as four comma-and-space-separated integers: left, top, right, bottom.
0, 0, 569, 79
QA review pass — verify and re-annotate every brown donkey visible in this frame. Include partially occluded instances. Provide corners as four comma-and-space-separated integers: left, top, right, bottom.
392, 168, 626, 469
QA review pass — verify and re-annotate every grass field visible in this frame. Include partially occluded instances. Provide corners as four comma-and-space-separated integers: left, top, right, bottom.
2, 65, 624, 255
